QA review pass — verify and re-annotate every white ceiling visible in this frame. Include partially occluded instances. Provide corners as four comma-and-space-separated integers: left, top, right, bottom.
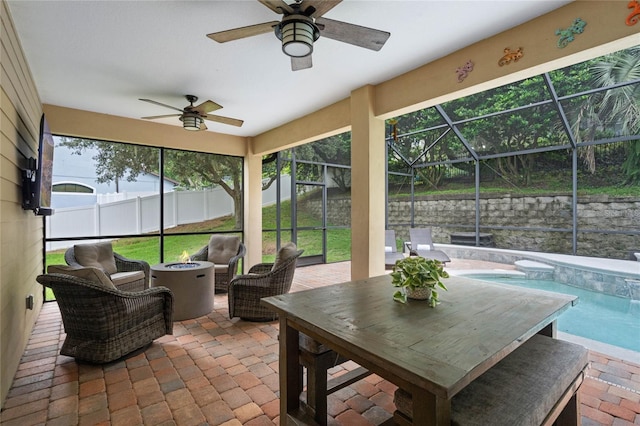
7, 0, 571, 138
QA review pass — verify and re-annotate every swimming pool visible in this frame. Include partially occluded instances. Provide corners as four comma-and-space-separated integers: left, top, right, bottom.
464, 275, 640, 352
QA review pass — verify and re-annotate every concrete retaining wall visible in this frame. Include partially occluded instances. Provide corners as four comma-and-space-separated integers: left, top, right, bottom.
300, 192, 640, 260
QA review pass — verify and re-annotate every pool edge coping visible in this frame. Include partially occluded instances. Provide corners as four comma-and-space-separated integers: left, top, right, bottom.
438, 244, 640, 300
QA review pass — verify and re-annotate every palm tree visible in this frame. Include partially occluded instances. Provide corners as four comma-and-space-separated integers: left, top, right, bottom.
571, 46, 640, 182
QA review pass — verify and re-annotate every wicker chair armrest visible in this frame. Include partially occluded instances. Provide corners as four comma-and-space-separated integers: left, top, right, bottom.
190, 245, 208, 262
64, 247, 81, 267
248, 263, 274, 274
130, 286, 174, 333
234, 250, 303, 288
229, 277, 275, 299
120, 285, 173, 298
229, 273, 271, 289
227, 243, 246, 270
114, 252, 150, 273
100, 283, 173, 333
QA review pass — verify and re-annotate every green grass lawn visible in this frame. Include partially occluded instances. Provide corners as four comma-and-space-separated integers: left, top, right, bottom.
44, 201, 352, 300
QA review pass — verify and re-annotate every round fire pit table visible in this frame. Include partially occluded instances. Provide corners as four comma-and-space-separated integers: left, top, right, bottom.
150, 261, 215, 321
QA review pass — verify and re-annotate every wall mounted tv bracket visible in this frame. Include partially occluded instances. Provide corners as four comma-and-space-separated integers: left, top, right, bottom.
21, 157, 53, 215
21, 157, 37, 211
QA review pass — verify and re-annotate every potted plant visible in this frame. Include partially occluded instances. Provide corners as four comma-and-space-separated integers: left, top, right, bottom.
391, 256, 449, 306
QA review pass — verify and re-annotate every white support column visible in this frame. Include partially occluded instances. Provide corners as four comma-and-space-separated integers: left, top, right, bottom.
350, 85, 386, 280
244, 139, 263, 270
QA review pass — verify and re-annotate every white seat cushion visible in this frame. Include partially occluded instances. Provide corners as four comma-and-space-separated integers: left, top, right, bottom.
110, 271, 145, 288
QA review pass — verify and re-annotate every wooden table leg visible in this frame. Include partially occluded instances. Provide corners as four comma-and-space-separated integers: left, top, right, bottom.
539, 320, 557, 338
411, 387, 450, 425
305, 350, 333, 426
279, 316, 300, 423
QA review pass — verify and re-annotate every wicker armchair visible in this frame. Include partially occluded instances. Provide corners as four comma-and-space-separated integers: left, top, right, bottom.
65, 242, 150, 291
191, 235, 246, 293
37, 269, 173, 363
228, 244, 303, 321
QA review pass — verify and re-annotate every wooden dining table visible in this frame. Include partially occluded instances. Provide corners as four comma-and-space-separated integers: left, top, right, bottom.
261, 274, 578, 425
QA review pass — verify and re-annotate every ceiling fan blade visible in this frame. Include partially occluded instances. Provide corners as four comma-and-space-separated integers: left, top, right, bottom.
203, 114, 244, 127
139, 99, 184, 113
141, 114, 181, 120
207, 21, 279, 43
292, 55, 312, 71
301, 0, 341, 17
194, 100, 222, 114
316, 17, 390, 51
200, 121, 208, 131
258, 0, 293, 15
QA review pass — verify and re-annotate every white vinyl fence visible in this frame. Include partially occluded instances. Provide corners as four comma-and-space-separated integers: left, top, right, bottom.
46, 175, 292, 251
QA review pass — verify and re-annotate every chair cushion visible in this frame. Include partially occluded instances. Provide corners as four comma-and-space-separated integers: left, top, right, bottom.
207, 235, 241, 264
47, 264, 116, 290
73, 242, 118, 275
416, 244, 433, 251
110, 271, 145, 287
272, 242, 298, 272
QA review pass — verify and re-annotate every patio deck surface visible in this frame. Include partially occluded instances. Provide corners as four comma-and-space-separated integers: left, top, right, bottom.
2, 260, 639, 425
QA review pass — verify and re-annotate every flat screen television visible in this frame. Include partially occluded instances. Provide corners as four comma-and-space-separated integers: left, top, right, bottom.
22, 114, 54, 215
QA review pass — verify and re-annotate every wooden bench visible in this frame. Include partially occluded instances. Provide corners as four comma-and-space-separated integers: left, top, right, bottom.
393, 334, 589, 426
298, 333, 370, 425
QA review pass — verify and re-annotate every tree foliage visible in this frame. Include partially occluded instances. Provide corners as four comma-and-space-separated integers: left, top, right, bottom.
387, 45, 639, 186
287, 133, 352, 191
569, 46, 640, 182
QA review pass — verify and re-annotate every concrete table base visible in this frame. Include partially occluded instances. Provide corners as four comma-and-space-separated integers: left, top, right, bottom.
150, 261, 215, 321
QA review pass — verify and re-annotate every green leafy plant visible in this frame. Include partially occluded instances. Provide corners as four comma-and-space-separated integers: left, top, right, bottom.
391, 256, 449, 306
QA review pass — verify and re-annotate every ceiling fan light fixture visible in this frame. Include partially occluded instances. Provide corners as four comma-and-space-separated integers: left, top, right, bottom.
277, 15, 319, 58
180, 113, 202, 131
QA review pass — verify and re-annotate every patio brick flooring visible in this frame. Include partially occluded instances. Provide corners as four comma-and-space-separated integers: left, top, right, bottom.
2, 260, 639, 425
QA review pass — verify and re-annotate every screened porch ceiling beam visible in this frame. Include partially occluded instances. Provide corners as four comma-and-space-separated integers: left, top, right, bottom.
543, 72, 577, 150
387, 142, 413, 168
435, 104, 478, 161
408, 128, 451, 168
557, 77, 640, 101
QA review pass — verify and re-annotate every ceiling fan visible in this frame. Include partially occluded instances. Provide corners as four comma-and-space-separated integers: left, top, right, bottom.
206, 0, 390, 71
139, 95, 244, 131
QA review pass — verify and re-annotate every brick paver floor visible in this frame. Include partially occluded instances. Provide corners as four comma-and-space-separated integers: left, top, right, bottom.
2, 260, 639, 425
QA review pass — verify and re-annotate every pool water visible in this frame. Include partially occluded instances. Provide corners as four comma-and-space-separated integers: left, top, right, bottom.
465, 275, 640, 352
